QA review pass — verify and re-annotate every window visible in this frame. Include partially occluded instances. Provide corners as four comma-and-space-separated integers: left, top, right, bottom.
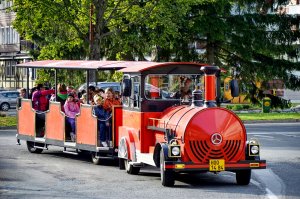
144, 74, 203, 100
4, 60, 16, 76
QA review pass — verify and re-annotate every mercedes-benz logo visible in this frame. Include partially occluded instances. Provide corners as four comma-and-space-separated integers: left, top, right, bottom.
211, 133, 223, 145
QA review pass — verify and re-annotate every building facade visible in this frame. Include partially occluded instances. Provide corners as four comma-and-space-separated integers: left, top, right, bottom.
0, 0, 35, 90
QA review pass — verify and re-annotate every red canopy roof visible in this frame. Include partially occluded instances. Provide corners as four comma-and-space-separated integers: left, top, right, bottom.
16, 60, 209, 72
16, 60, 130, 70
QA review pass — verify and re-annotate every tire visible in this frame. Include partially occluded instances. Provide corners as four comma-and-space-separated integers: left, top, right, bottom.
91, 152, 101, 165
0, 103, 9, 111
236, 169, 251, 185
160, 149, 175, 187
26, 141, 43, 153
124, 159, 140, 175
119, 158, 125, 170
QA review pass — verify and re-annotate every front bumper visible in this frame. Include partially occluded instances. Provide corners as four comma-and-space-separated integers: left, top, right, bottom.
165, 160, 266, 172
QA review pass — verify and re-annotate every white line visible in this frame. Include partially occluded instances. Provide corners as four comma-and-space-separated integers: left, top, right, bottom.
247, 132, 300, 135
265, 188, 278, 199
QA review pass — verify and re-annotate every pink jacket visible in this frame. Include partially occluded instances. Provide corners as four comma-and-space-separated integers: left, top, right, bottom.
64, 100, 80, 118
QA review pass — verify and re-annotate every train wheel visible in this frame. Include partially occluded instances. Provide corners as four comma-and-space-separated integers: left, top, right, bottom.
124, 159, 140, 175
236, 169, 251, 185
26, 141, 43, 153
91, 152, 101, 165
119, 158, 125, 170
160, 149, 175, 187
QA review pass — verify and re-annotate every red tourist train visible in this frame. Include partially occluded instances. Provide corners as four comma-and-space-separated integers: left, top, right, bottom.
16, 60, 266, 187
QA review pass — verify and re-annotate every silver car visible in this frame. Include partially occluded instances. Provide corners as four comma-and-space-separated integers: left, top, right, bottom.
0, 91, 20, 111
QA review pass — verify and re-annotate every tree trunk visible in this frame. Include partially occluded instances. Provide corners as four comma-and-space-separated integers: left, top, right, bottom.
206, 34, 215, 65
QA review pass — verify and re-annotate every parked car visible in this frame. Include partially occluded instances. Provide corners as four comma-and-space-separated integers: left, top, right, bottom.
77, 82, 121, 93
0, 91, 20, 111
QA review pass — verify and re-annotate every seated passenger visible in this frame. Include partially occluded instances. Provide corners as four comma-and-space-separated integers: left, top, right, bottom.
171, 77, 192, 101
64, 93, 80, 142
93, 95, 110, 147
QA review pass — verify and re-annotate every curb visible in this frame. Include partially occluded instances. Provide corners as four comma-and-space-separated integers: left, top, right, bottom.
243, 119, 300, 124
0, 126, 17, 130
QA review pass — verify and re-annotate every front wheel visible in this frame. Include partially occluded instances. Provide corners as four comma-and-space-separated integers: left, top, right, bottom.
91, 152, 101, 165
160, 149, 175, 187
124, 159, 140, 175
26, 141, 43, 153
236, 169, 251, 185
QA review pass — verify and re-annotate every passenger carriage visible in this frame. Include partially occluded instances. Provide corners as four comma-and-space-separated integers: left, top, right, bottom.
16, 60, 266, 187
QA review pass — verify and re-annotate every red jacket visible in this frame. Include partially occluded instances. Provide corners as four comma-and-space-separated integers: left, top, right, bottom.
32, 89, 55, 111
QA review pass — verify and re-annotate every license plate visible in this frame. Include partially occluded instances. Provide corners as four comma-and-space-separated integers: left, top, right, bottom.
209, 159, 225, 171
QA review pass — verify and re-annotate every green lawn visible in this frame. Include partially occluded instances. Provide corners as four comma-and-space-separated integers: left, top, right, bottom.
237, 112, 300, 121
0, 116, 17, 127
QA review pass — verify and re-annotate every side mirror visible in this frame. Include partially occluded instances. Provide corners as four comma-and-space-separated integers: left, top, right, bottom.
230, 79, 239, 97
122, 78, 132, 97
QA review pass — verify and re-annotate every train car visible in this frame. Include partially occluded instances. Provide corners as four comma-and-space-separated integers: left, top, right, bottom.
16, 60, 266, 187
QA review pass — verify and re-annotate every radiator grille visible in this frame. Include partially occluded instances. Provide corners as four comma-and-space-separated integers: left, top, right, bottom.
189, 140, 241, 163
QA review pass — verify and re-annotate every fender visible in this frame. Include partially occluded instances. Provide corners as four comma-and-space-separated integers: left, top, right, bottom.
153, 143, 168, 168
118, 127, 137, 162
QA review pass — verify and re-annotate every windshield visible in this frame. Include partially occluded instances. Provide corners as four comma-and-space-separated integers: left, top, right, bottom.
144, 74, 203, 100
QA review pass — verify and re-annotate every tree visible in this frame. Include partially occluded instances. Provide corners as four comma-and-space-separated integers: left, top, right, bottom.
12, 0, 300, 103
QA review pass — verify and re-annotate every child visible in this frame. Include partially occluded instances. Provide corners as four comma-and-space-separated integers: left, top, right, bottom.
93, 94, 110, 147
64, 93, 80, 142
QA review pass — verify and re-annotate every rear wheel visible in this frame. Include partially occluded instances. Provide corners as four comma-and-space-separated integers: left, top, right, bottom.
91, 152, 101, 165
0, 103, 9, 111
119, 158, 125, 170
26, 141, 43, 153
236, 169, 251, 185
124, 159, 140, 175
160, 149, 175, 187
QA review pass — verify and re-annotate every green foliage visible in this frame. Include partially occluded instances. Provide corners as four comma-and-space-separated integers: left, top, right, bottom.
12, 0, 300, 95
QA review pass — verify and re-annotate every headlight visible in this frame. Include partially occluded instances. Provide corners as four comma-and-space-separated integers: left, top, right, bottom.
171, 146, 180, 156
250, 145, 259, 155
168, 145, 181, 157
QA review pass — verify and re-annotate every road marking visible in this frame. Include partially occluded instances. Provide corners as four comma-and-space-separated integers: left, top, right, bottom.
247, 132, 300, 135
266, 188, 278, 199
253, 169, 285, 199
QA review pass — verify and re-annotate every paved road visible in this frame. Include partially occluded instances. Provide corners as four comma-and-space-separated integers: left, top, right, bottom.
0, 123, 299, 199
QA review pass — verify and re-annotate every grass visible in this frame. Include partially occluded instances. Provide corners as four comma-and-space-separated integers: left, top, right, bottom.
0, 116, 17, 127
237, 112, 300, 121
0, 112, 299, 128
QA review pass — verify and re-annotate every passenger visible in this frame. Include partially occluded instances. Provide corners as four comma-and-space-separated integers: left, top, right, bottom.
32, 84, 55, 112
88, 85, 96, 105
103, 88, 120, 146
51, 84, 68, 112
64, 93, 80, 142
103, 88, 121, 112
67, 85, 78, 99
93, 94, 110, 147
31, 84, 55, 137
19, 88, 26, 98
79, 93, 87, 104
171, 77, 192, 101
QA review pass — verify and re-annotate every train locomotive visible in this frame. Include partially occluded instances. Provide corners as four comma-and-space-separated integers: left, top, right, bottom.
15, 61, 266, 187
117, 63, 266, 187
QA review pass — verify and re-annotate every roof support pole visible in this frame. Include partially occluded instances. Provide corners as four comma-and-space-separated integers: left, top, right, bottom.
86, 69, 90, 104
26, 68, 29, 99
54, 69, 58, 102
